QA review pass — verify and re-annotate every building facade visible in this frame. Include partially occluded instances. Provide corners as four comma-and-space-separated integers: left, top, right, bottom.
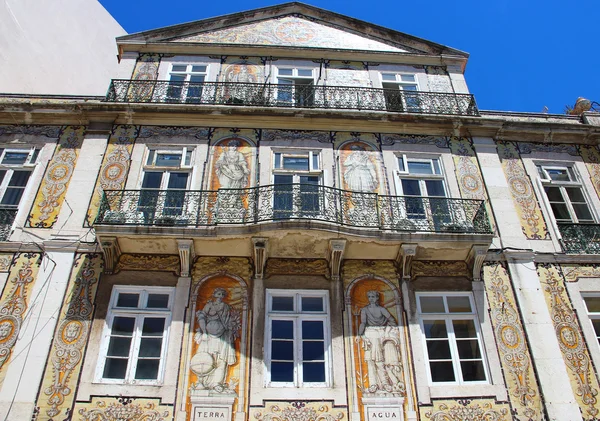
0, 3, 599, 421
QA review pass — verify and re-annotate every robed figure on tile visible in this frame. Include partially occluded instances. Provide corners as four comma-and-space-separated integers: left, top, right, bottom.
190, 287, 240, 393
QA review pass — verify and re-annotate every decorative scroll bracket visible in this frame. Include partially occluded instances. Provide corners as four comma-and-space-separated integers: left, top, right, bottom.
177, 239, 195, 278
252, 237, 268, 279
328, 239, 347, 281
397, 244, 417, 280
468, 244, 489, 281
100, 237, 121, 274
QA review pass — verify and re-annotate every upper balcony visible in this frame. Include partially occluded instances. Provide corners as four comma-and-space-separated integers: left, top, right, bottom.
105, 80, 480, 117
95, 184, 490, 234
559, 223, 600, 254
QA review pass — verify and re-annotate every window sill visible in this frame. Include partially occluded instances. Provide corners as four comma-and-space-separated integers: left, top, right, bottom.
428, 383, 505, 400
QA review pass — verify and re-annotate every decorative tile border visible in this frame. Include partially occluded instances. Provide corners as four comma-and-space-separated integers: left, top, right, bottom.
74, 397, 172, 421
483, 263, 543, 420
537, 263, 600, 419
35, 253, 103, 419
250, 401, 346, 421
420, 399, 510, 421
578, 145, 600, 202
496, 141, 548, 240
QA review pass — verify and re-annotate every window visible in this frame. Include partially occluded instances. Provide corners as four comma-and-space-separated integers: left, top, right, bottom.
394, 155, 448, 228
139, 148, 193, 223
265, 290, 330, 387
381, 73, 419, 112
167, 64, 208, 103
97, 286, 173, 384
272, 150, 322, 219
537, 165, 594, 224
277, 67, 315, 107
0, 148, 38, 208
417, 293, 488, 385
583, 295, 600, 345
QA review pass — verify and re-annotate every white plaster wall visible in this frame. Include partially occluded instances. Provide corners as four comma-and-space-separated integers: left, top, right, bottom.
0, 0, 125, 95
0, 250, 75, 421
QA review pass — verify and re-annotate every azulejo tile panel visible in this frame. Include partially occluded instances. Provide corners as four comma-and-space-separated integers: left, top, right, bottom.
496, 141, 548, 240
86, 125, 138, 225
483, 263, 543, 420
449, 137, 496, 232
561, 264, 600, 283
250, 401, 346, 421
420, 399, 510, 421
537, 263, 600, 419
35, 253, 102, 420
27, 126, 86, 228
74, 397, 172, 421
131, 53, 161, 81
578, 145, 600, 201
0, 253, 42, 383
116, 253, 180, 274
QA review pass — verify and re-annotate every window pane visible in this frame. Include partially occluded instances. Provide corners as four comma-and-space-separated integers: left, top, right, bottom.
111, 317, 135, 335
584, 297, 600, 313
592, 320, 600, 338
426, 340, 451, 359
407, 161, 433, 175
460, 361, 486, 381
135, 359, 160, 380
272, 296, 294, 311
312, 152, 319, 170
147, 294, 169, 309
566, 187, 585, 202
142, 318, 165, 336
298, 69, 313, 77
146, 150, 155, 165
303, 341, 324, 361
271, 340, 294, 360
456, 339, 482, 359
382, 73, 396, 81
302, 320, 324, 340
401, 84, 418, 91
107, 337, 132, 357
142, 172, 163, 189
397, 157, 405, 172
419, 296, 445, 313
400, 74, 416, 82
573, 204, 593, 222
167, 172, 189, 189
8, 171, 30, 187
172, 65, 187, 72
116, 293, 139, 308
271, 362, 294, 382
139, 338, 163, 357
447, 296, 472, 313
103, 358, 128, 379
0, 188, 24, 206
453, 319, 477, 338
546, 168, 570, 181
430, 361, 455, 382
156, 153, 182, 167
192, 65, 207, 72
301, 297, 323, 312
432, 159, 441, 175
549, 203, 571, 222
2, 152, 28, 165
184, 151, 192, 166
544, 186, 564, 202
425, 180, 445, 197
0, 170, 6, 185
303, 362, 325, 382
402, 179, 421, 196
272, 320, 293, 339
283, 157, 309, 171
422, 320, 447, 338
274, 153, 281, 168
278, 68, 293, 76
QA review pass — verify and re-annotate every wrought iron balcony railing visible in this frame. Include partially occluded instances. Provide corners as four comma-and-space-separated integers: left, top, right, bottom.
95, 185, 491, 234
559, 223, 600, 254
105, 79, 480, 116
0, 208, 16, 241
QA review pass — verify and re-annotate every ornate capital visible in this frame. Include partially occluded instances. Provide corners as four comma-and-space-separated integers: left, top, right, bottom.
252, 237, 268, 279
177, 239, 195, 278
100, 237, 121, 274
328, 239, 346, 281
397, 244, 417, 280
468, 244, 489, 281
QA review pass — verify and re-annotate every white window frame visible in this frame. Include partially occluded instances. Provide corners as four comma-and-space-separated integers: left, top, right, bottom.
380, 72, 419, 90
264, 289, 331, 388
0, 147, 38, 209
536, 163, 595, 224
167, 63, 209, 102
276, 67, 315, 107
582, 294, 600, 347
96, 286, 174, 385
417, 292, 489, 386
381, 73, 420, 112
394, 154, 446, 196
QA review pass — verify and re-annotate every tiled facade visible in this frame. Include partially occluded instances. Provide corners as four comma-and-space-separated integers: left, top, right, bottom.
0, 3, 599, 421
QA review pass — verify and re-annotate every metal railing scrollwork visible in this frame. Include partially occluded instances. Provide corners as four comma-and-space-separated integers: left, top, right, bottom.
558, 224, 600, 254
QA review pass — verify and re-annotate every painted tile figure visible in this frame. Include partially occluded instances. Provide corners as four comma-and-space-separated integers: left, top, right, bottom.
358, 290, 403, 394
343, 146, 378, 192
215, 140, 250, 190
190, 288, 240, 393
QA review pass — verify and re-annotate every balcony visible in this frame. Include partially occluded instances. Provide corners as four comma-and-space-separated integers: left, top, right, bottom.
559, 223, 600, 254
104, 80, 480, 116
0, 208, 16, 241
95, 185, 491, 234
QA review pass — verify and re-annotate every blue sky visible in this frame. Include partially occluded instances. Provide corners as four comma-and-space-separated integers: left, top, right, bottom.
99, 0, 599, 114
